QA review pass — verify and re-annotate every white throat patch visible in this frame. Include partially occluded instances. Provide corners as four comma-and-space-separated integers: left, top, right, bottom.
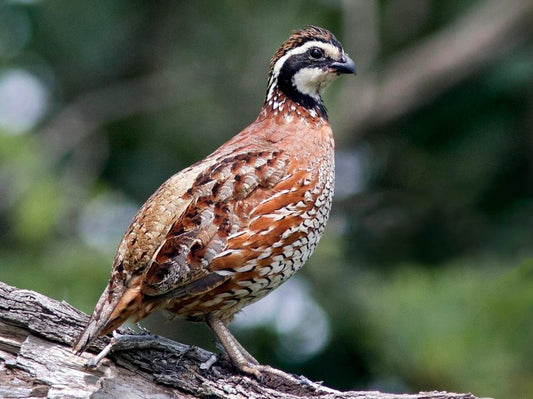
292, 66, 339, 100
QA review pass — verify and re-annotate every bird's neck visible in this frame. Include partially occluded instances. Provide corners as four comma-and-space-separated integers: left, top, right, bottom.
260, 84, 328, 123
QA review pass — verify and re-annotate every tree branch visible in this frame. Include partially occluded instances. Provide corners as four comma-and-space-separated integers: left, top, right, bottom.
0, 281, 489, 399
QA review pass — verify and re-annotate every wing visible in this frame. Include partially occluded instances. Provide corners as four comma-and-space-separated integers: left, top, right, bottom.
140, 149, 291, 297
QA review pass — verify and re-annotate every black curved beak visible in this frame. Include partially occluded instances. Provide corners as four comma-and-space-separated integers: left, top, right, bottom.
330, 54, 356, 75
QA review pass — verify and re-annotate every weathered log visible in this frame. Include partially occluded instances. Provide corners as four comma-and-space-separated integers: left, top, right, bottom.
0, 281, 489, 399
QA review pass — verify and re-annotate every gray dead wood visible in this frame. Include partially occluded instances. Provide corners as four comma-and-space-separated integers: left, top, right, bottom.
0, 281, 489, 399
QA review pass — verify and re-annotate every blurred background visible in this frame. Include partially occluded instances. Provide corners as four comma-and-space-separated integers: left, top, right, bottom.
0, 0, 532, 398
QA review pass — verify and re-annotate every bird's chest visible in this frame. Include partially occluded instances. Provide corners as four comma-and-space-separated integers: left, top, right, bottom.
247, 158, 335, 287
207, 156, 335, 318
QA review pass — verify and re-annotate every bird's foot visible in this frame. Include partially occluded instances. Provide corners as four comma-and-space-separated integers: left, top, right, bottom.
237, 363, 337, 393
199, 353, 218, 371
83, 331, 170, 368
84, 331, 121, 368
135, 322, 151, 335
245, 364, 301, 382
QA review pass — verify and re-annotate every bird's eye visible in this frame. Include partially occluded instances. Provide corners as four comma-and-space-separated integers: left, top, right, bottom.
309, 48, 324, 60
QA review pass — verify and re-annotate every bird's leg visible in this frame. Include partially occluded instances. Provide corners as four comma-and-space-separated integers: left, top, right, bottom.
206, 314, 326, 385
212, 324, 260, 366
206, 314, 262, 377
230, 335, 260, 365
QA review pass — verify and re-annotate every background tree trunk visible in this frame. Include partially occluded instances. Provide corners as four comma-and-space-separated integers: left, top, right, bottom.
0, 281, 489, 399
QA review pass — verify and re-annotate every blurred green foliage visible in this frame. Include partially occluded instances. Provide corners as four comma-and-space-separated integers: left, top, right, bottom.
0, 1, 532, 398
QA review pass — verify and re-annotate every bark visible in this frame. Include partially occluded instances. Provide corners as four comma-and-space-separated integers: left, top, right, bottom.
0, 281, 489, 399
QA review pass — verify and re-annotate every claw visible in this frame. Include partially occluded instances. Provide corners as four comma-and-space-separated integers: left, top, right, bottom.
199, 354, 218, 371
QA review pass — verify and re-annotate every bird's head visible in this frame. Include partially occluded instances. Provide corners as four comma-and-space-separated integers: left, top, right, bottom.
265, 26, 356, 116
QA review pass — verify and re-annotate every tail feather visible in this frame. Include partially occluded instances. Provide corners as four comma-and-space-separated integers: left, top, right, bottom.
73, 277, 145, 354
72, 284, 122, 354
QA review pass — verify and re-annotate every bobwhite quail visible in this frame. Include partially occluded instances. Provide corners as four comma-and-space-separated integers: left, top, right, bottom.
73, 25, 355, 377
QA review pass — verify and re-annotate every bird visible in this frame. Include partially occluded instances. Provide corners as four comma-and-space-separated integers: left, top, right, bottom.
73, 25, 356, 377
